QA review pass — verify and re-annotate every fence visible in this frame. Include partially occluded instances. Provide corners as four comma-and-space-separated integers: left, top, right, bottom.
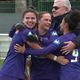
0, 34, 11, 60
0, 1, 15, 13
0, 1, 80, 13
36, 1, 80, 13
0, 0, 27, 13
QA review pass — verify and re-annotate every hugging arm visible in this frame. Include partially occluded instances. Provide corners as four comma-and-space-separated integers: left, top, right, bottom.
14, 41, 69, 65
14, 41, 59, 55
27, 42, 60, 55
61, 35, 80, 54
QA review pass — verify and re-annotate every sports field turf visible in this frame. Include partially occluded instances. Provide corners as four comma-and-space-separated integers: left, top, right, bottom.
0, 59, 3, 68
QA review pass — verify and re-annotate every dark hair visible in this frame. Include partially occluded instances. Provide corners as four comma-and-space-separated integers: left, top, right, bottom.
38, 11, 51, 20
64, 10, 80, 33
28, 5, 36, 10
22, 9, 38, 20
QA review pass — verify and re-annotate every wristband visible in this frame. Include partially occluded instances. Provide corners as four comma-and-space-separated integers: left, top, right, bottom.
53, 56, 57, 61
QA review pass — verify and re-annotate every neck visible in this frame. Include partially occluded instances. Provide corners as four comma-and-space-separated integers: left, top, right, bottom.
38, 26, 47, 36
63, 29, 70, 35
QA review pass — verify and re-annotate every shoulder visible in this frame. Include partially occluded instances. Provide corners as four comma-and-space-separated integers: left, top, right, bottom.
22, 28, 30, 35
53, 36, 65, 45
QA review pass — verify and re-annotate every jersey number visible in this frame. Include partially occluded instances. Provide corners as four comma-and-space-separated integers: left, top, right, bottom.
71, 49, 79, 62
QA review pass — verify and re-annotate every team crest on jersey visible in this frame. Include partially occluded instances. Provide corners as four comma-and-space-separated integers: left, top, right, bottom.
28, 31, 32, 35
51, 31, 58, 36
53, 39, 60, 44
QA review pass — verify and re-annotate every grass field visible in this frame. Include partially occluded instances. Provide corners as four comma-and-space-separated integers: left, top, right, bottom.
0, 59, 3, 68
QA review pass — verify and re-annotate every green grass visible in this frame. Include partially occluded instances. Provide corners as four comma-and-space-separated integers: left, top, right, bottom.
0, 59, 3, 68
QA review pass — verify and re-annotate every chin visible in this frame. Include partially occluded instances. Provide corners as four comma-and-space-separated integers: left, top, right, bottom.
45, 28, 49, 31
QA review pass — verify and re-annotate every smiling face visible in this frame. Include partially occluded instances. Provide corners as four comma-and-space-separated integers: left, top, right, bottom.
22, 12, 37, 29
38, 13, 51, 31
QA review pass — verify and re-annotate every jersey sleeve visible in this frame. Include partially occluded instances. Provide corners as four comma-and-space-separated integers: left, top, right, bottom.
28, 38, 62, 55
21, 29, 32, 43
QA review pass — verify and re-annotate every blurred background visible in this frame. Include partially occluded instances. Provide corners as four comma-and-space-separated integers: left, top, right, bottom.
0, 0, 80, 67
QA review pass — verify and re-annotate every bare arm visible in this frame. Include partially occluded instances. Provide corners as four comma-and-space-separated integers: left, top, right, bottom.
47, 54, 69, 65
14, 43, 69, 65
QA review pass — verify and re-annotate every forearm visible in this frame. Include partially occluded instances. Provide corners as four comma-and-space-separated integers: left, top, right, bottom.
27, 44, 56, 55
47, 53, 69, 65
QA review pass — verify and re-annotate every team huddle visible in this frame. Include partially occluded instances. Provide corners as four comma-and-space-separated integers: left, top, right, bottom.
0, 0, 80, 80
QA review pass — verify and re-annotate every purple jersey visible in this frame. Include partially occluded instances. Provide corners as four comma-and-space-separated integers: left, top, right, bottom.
0, 28, 33, 79
29, 32, 80, 80
30, 30, 60, 80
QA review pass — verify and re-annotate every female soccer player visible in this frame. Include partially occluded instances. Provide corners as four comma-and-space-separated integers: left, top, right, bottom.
26, 10, 80, 80
14, 11, 69, 80
0, 9, 38, 80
